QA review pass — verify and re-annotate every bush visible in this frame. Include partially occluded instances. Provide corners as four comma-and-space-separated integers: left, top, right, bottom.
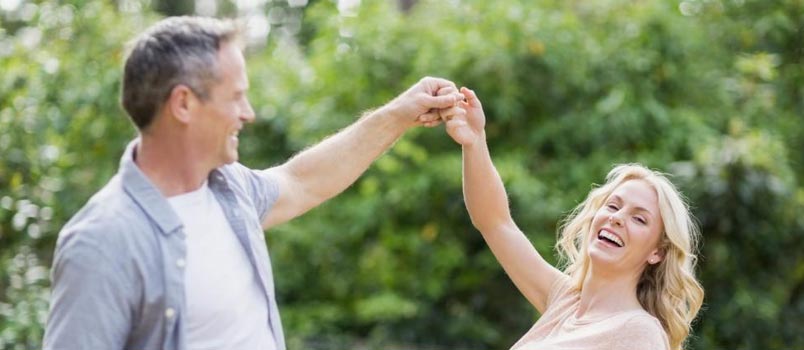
1, 0, 801, 348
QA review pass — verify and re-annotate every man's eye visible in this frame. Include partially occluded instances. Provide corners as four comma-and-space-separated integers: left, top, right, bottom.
635, 217, 646, 224
607, 204, 618, 211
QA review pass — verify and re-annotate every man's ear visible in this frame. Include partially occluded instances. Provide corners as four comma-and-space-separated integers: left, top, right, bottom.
166, 84, 195, 124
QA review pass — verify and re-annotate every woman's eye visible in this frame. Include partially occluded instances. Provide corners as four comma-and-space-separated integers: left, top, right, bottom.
607, 204, 618, 211
635, 217, 646, 224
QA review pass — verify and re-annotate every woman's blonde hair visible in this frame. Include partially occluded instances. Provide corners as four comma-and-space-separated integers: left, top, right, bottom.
556, 164, 704, 350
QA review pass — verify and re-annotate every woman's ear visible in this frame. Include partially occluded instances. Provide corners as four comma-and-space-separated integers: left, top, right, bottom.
647, 248, 665, 265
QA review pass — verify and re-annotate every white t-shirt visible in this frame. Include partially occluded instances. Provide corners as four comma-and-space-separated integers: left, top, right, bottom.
168, 182, 275, 350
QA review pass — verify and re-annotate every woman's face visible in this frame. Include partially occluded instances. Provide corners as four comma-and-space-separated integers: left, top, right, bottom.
588, 179, 664, 277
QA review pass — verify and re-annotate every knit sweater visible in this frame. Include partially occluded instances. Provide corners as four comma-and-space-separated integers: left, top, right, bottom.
511, 276, 670, 350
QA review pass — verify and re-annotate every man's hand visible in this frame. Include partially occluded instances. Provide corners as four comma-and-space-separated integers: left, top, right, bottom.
384, 77, 465, 128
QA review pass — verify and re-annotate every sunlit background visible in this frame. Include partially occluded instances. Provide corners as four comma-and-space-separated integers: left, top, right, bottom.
1, 0, 802, 349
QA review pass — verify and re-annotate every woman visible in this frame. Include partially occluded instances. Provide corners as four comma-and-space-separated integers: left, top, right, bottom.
436, 87, 704, 349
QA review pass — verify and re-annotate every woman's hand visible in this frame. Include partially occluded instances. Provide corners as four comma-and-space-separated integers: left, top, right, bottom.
439, 87, 486, 146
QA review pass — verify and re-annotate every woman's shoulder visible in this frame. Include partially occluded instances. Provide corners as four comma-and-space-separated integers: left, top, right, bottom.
545, 274, 575, 306
613, 312, 670, 350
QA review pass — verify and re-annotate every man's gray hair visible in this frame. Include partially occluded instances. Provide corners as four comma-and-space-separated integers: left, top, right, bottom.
121, 16, 241, 130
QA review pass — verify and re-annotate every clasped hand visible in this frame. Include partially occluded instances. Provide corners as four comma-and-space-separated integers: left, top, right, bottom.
388, 76, 486, 146
417, 85, 486, 147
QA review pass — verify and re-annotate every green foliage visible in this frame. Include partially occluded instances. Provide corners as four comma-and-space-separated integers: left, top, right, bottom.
249, 0, 804, 347
0, 2, 151, 347
1, 0, 802, 349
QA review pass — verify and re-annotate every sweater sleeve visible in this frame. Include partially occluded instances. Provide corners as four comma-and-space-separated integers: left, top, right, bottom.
614, 315, 671, 350
543, 274, 572, 311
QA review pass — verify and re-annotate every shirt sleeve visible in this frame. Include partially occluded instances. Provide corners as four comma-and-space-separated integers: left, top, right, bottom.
227, 163, 280, 221
43, 227, 135, 350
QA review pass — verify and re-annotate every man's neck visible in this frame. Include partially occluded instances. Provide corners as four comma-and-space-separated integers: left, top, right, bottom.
135, 133, 212, 197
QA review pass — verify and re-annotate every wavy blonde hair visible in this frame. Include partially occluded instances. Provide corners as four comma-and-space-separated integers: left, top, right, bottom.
556, 164, 704, 350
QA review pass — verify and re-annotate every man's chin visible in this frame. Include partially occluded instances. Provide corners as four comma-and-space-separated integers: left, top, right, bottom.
218, 152, 239, 167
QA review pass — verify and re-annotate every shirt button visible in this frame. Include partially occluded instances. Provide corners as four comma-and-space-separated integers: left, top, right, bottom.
176, 259, 186, 268
165, 308, 176, 318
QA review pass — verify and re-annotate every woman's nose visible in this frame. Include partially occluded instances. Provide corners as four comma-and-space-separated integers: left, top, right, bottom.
608, 213, 624, 226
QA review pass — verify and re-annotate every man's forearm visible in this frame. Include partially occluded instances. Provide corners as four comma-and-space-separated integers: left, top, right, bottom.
262, 77, 462, 228
281, 105, 408, 206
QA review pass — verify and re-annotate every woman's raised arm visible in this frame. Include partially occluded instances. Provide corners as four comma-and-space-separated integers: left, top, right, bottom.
443, 88, 564, 313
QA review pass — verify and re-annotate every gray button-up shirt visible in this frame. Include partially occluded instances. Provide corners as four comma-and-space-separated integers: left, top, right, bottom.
43, 140, 285, 350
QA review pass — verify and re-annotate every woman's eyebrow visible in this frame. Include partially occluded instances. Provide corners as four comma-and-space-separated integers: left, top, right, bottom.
611, 194, 655, 218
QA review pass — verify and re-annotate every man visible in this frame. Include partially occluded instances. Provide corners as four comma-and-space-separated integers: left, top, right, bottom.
43, 16, 464, 350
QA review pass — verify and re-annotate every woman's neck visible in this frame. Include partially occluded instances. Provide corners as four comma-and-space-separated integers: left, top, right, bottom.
575, 266, 643, 320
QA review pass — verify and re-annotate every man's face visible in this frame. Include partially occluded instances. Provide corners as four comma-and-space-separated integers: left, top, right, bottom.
191, 42, 255, 168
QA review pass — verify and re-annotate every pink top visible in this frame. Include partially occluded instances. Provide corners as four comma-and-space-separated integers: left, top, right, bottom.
511, 276, 670, 350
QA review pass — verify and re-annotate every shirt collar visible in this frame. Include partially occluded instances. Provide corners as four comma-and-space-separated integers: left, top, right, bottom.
119, 139, 184, 235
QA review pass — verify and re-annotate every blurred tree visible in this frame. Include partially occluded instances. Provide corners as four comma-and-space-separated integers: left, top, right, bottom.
0, 1, 149, 348
152, 0, 194, 16
249, 0, 803, 348
0, 0, 801, 349
398, 0, 417, 12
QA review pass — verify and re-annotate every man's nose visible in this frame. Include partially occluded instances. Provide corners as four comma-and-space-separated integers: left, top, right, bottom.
241, 100, 256, 123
